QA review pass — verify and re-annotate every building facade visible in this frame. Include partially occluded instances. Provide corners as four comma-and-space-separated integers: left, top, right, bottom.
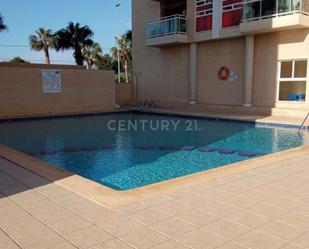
132, 0, 309, 115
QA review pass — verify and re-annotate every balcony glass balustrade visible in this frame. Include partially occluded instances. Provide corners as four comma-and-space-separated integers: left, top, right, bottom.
243, 0, 309, 22
145, 15, 187, 39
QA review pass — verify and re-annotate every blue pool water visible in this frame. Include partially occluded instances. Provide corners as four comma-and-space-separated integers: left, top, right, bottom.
0, 113, 308, 190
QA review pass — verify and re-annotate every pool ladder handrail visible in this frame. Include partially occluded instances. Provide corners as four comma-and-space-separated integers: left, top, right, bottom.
142, 98, 154, 112
299, 112, 309, 133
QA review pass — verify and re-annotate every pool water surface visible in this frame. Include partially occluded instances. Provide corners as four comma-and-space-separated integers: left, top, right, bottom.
0, 113, 308, 190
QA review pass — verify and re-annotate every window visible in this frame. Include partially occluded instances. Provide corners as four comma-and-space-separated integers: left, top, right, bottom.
278, 60, 307, 102
196, 0, 213, 32
222, 0, 243, 28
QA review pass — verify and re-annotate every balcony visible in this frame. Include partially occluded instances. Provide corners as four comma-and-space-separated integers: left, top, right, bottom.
240, 0, 309, 34
145, 15, 188, 47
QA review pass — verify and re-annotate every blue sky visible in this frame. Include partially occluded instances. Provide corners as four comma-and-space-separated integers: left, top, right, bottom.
0, 0, 131, 64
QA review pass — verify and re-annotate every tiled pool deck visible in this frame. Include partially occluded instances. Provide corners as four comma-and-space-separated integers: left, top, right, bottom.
1, 147, 309, 249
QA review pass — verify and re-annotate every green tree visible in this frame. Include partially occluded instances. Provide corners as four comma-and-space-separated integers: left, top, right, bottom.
95, 53, 112, 70
29, 28, 56, 64
55, 22, 94, 66
125, 30, 132, 46
95, 53, 118, 71
82, 42, 102, 69
112, 33, 132, 83
9, 57, 30, 64
0, 14, 7, 32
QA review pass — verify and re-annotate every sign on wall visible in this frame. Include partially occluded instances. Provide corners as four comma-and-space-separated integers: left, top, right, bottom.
42, 70, 62, 93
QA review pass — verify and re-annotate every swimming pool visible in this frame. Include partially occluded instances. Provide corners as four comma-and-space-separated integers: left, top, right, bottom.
0, 113, 308, 190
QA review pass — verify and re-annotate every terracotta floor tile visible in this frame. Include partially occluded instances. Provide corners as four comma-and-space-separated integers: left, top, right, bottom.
293, 203, 309, 217
176, 228, 227, 249
176, 208, 219, 226
215, 183, 250, 194
50, 192, 101, 214
129, 207, 171, 225
118, 226, 168, 249
277, 212, 309, 230
257, 220, 305, 241
116, 201, 148, 215
201, 218, 249, 240
226, 210, 271, 228
151, 240, 191, 249
143, 195, 171, 205
99, 216, 146, 237
13, 194, 74, 224
245, 202, 288, 218
80, 206, 123, 225
155, 200, 193, 215
24, 236, 77, 249
280, 243, 306, 249
216, 241, 248, 249
293, 232, 309, 248
0, 230, 21, 249
89, 238, 134, 249
151, 217, 197, 237
65, 226, 113, 249
35, 183, 73, 198
49, 215, 93, 235
2, 215, 59, 248
234, 230, 287, 249
2, 146, 309, 249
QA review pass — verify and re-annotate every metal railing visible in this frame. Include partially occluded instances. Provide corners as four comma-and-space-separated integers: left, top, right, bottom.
145, 14, 187, 39
243, 0, 309, 22
299, 112, 309, 132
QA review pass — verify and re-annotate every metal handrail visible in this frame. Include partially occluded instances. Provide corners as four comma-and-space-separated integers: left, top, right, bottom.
132, 70, 139, 102
299, 112, 309, 133
138, 98, 155, 113
146, 14, 187, 25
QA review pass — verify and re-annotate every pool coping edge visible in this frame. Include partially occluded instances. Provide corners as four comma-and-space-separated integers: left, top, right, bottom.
1, 108, 308, 129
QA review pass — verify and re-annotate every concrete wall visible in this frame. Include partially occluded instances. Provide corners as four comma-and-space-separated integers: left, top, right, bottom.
133, 0, 244, 106
133, 0, 309, 111
133, 0, 190, 104
253, 29, 309, 109
0, 64, 115, 119
197, 37, 245, 105
116, 83, 133, 105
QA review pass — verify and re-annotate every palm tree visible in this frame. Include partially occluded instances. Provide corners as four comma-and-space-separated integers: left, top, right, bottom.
125, 30, 132, 46
0, 14, 7, 32
111, 46, 118, 63
55, 22, 94, 66
29, 28, 55, 64
82, 42, 102, 69
95, 53, 116, 70
112, 34, 132, 83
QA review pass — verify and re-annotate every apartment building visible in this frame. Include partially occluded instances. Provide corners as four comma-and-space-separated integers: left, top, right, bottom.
132, 0, 309, 115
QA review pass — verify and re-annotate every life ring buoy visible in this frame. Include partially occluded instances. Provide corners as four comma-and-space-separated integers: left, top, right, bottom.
218, 66, 230, 80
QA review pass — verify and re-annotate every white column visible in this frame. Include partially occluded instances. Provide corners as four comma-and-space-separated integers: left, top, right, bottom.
212, 0, 222, 39
244, 35, 255, 107
189, 43, 197, 104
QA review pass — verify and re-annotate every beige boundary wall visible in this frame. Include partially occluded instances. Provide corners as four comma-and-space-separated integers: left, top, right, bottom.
0, 63, 116, 120
115, 82, 133, 105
